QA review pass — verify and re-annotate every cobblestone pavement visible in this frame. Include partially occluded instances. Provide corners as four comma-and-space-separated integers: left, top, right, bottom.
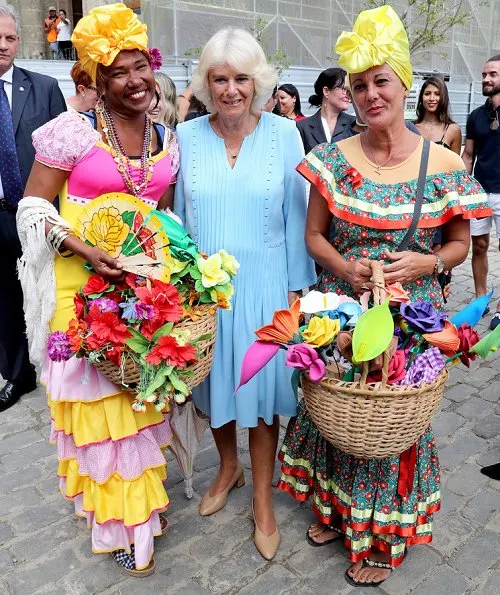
1, 242, 499, 595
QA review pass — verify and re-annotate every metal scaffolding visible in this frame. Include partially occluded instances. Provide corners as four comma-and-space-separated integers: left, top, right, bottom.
142, 0, 500, 80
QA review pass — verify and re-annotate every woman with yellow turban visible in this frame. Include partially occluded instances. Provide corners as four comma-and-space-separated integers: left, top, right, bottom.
16, 3, 179, 576
277, 5, 492, 588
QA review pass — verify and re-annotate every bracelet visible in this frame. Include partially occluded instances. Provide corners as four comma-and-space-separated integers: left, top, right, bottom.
46, 224, 74, 256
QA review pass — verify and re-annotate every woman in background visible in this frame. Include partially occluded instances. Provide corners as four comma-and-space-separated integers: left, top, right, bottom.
277, 83, 305, 121
65, 61, 98, 112
297, 68, 354, 153
149, 71, 178, 127
414, 76, 462, 154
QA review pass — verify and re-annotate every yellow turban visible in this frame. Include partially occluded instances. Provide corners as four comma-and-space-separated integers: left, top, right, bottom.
335, 5, 412, 90
71, 3, 148, 83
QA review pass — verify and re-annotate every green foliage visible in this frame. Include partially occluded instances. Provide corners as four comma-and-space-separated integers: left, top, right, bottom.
184, 46, 202, 58
249, 17, 290, 75
364, 0, 484, 55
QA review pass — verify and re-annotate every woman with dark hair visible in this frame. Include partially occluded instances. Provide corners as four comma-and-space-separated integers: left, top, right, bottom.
415, 76, 462, 154
277, 83, 306, 121
297, 68, 354, 153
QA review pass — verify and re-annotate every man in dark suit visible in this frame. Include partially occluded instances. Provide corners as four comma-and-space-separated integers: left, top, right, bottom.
0, 4, 66, 412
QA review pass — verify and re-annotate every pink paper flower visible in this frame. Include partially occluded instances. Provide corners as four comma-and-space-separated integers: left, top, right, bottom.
286, 343, 326, 383
148, 48, 163, 71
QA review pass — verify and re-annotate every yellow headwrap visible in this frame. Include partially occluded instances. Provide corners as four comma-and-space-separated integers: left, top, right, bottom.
335, 5, 412, 90
71, 3, 148, 83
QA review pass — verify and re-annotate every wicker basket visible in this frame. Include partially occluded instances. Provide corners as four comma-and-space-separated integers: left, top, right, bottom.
93, 305, 217, 392
302, 261, 447, 459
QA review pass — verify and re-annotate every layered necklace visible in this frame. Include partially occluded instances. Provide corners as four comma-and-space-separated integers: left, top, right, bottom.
96, 102, 154, 197
364, 131, 410, 175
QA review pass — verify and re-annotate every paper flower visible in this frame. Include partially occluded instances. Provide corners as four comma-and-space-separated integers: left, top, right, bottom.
89, 297, 119, 313
82, 206, 130, 257
218, 249, 240, 276
236, 341, 281, 392
457, 323, 480, 367
285, 343, 326, 383
386, 282, 410, 306
400, 348, 445, 386
366, 349, 407, 384
47, 331, 73, 362
145, 335, 197, 367
400, 301, 447, 334
82, 275, 110, 297
197, 254, 230, 288
302, 316, 340, 348
299, 291, 340, 314
120, 298, 154, 321
423, 319, 460, 357
148, 47, 163, 71
256, 299, 301, 343
470, 324, 500, 358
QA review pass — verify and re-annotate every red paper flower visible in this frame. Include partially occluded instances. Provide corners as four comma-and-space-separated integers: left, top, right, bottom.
366, 349, 407, 384
74, 292, 86, 318
346, 167, 362, 190
457, 323, 480, 367
135, 281, 183, 339
82, 275, 110, 297
89, 307, 131, 345
67, 319, 88, 352
145, 335, 197, 367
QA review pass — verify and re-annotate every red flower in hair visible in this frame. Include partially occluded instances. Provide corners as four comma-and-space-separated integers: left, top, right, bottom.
148, 48, 163, 71
145, 335, 197, 367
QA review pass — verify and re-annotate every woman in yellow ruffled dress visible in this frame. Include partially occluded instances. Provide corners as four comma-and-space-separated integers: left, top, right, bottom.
16, 4, 179, 576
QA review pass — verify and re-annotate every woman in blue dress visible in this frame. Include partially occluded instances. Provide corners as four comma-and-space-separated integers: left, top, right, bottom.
174, 28, 316, 560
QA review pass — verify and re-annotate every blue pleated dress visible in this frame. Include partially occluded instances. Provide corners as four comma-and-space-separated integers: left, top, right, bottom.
174, 112, 316, 428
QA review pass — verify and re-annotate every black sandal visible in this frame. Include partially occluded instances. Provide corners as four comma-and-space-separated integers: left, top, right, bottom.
111, 545, 155, 578
306, 523, 343, 547
345, 558, 393, 588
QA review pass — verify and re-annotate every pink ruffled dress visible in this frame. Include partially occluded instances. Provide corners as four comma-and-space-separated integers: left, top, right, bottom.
32, 110, 179, 570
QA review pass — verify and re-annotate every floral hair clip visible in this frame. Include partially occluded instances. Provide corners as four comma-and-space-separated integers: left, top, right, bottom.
148, 48, 163, 71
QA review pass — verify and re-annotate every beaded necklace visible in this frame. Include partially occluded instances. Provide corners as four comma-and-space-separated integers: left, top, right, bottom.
96, 102, 154, 198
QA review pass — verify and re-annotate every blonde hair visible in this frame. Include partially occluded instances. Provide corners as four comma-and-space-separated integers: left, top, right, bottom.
191, 28, 277, 113
154, 72, 178, 127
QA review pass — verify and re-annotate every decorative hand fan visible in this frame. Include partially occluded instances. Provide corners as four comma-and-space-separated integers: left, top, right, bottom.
74, 192, 174, 282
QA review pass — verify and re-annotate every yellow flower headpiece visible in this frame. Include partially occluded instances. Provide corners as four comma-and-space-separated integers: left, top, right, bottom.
71, 2, 148, 83
335, 5, 412, 90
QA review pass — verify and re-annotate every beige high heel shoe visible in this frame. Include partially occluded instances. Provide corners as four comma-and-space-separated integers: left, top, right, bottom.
199, 462, 245, 516
252, 499, 280, 560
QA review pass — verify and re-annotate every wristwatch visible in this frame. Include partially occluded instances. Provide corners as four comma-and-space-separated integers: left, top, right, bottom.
433, 254, 445, 275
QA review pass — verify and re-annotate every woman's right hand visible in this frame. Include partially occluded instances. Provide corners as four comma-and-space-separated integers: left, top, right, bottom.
86, 247, 124, 281
342, 258, 373, 292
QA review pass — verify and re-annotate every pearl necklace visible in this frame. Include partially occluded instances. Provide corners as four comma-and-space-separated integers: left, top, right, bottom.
97, 102, 154, 198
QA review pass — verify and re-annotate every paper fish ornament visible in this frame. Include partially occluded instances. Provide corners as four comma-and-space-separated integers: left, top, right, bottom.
352, 300, 394, 363
451, 289, 494, 328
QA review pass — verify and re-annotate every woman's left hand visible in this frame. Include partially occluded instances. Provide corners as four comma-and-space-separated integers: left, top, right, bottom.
382, 250, 435, 285
288, 291, 302, 306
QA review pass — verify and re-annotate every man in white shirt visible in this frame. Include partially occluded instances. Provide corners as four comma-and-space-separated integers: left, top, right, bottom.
0, 4, 66, 412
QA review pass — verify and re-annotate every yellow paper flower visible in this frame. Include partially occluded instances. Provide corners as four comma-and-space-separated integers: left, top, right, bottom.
197, 254, 230, 288
218, 249, 240, 276
302, 316, 340, 348
72, 3, 148, 82
216, 283, 234, 310
82, 206, 130, 257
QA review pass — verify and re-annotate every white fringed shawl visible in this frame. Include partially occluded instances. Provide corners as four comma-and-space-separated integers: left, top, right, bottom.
16, 197, 72, 367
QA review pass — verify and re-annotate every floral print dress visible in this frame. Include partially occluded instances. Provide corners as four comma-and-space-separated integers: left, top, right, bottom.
278, 138, 490, 566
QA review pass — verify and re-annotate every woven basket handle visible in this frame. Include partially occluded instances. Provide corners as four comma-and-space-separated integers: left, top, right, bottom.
360, 260, 390, 389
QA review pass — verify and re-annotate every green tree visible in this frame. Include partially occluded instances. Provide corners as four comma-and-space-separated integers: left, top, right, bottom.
365, 0, 483, 55
250, 17, 290, 75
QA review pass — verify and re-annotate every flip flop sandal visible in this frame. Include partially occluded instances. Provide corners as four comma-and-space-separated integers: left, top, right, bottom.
111, 546, 156, 578
344, 558, 393, 588
160, 515, 168, 535
306, 523, 343, 547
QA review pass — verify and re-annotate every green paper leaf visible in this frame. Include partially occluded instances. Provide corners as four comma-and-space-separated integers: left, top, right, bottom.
152, 322, 174, 343
195, 279, 205, 293
143, 366, 169, 397
342, 366, 356, 382
470, 325, 500, 358
189, 266, 201, 280
195, 333, 213, 342
199, 292, 213, 304
121, 232, 142, 256
210, 289, 218, 302
169, 372, 190, 396
352, 300, 394, 363
128, 327, 149, 343
124, 338, 149, 354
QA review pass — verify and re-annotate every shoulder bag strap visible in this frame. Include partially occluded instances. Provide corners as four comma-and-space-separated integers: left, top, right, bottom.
396, 139, 430, 252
